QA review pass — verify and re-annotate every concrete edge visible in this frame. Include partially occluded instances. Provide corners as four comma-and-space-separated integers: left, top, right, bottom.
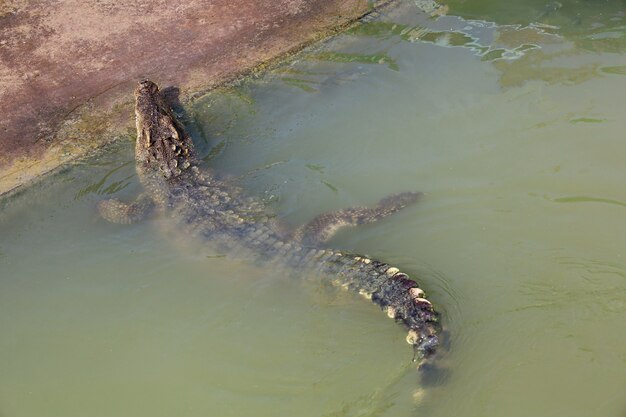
0, 0, 397, 200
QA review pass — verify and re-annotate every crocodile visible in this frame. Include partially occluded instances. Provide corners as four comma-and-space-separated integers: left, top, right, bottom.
98, 80, 441, 366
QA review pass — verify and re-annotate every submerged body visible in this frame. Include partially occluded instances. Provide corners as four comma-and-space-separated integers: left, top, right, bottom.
99, 80, 441, 363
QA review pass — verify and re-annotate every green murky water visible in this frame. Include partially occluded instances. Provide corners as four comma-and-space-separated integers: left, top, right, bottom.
2, 1, 626, 416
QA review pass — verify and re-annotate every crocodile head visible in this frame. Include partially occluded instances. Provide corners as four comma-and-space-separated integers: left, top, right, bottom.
134, 80, 195, 179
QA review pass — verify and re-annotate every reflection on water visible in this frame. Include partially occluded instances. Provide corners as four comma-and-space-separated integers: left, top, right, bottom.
74, 160, 134, 200
435, 0, 626, 85
1, 1, 626, 416
438, 0, 626, 39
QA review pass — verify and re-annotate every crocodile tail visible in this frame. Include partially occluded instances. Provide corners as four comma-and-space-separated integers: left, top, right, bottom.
298, 249, 441, 362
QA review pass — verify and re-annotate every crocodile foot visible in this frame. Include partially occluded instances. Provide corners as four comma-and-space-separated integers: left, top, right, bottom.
97, 193, 155, 224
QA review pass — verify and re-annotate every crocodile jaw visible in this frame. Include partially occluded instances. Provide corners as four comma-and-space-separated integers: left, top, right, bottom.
134, 80, 195, 179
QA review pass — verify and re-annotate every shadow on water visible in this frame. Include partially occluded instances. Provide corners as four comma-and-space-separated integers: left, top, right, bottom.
190, 87, 257, 161
418, 361, 452, 388
162, 85, 216, 158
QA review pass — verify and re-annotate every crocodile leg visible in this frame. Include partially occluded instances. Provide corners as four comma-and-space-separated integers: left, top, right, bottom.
293, 192, 422, 246
97, 193, 155, 224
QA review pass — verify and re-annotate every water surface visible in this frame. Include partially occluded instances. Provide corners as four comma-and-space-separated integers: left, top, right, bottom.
1, 1, 626, 416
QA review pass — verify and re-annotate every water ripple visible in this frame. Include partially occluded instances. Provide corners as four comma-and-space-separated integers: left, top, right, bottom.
517, 256, 626, 316
553, 195, 626, 208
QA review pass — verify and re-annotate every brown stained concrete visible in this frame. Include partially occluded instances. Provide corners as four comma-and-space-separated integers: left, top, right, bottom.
0, 0, 384, 196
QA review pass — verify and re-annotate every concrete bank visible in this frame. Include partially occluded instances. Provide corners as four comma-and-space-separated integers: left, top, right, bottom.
0, 0, 387, 196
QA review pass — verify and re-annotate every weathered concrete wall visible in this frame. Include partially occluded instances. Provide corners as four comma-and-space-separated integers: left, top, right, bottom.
0, 0, 382, 196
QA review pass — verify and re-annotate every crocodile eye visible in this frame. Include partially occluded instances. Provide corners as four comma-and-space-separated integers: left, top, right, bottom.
139, 80, 158, 93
